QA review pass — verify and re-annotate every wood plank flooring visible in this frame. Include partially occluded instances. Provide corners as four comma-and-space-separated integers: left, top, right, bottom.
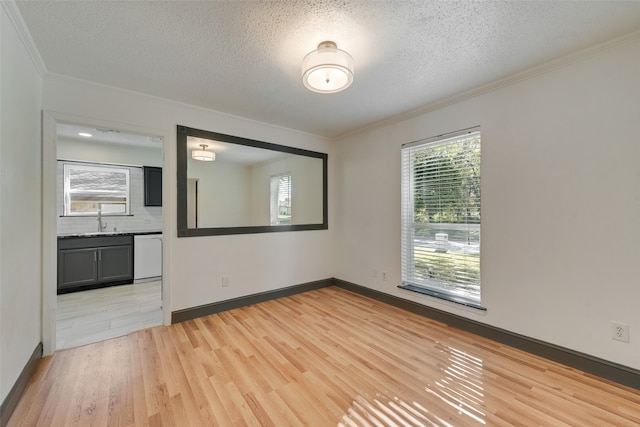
56, 281, 163, 350
9, 287, 640, 426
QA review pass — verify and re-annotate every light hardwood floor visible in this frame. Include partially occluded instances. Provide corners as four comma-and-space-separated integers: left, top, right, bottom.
56, 281, 162, 350
10, 287, 640, 426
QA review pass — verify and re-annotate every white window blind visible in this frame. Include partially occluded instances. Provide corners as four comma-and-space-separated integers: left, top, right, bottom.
64, 163, 130, 216
270, 173, 292, 225
401, 129, 481, 305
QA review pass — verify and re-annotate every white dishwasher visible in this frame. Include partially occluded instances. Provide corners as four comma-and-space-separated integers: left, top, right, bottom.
134, 234, 163, 281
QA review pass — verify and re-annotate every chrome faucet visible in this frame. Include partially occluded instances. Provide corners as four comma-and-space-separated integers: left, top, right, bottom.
97, 209, 107, 232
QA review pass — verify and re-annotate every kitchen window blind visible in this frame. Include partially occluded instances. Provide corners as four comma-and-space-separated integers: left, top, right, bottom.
64, 163, 131, 216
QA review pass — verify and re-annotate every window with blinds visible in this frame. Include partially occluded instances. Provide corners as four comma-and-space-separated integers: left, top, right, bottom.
63, 163, 130, 216
270, 173, 292, 225
401, 128, 481, 306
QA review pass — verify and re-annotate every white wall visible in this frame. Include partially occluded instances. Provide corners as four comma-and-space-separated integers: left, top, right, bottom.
42, 74, 334, 313
0, 5, 43, 402
57, 137, 163, 167
56, 162, 163, 235
187, 157, 251, 228
333, 38, 640, 369
56, 138, 163, 235
188, 153, 324, 228
249, 154, 324, 225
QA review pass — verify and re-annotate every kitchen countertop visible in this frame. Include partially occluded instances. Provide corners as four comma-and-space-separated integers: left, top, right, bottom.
58, 230, 162, 239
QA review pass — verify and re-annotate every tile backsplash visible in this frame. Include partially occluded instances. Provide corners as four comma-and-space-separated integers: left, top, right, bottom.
57, 161, 163, 235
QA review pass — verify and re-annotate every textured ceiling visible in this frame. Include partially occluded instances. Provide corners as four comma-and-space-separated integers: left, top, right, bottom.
16, 1, 640, 138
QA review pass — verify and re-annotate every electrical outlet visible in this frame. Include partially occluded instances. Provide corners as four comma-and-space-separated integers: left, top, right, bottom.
611, 322, 630, 343
221, 276, 230, 288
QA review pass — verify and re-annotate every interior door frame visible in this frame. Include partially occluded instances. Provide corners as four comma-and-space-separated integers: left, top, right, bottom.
42, 111, 171, 356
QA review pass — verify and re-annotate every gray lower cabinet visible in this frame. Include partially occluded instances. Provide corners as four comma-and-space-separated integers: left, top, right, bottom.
99, 245, 133, 282
58, 248, 99, 289
58, 235, 133, 293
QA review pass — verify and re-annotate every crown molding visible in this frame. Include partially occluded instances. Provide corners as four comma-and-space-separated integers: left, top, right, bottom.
334, 29, 640, 141
1, 0, 47, 75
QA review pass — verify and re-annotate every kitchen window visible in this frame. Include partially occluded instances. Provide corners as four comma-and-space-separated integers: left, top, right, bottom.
400, 128, 482, 308
63, 163, 130, 216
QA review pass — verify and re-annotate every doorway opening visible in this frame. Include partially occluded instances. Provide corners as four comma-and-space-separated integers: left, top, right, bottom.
42, 114, 168, 353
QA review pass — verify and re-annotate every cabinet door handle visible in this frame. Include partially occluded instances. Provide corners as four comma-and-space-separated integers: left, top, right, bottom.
94, 252, 97, 262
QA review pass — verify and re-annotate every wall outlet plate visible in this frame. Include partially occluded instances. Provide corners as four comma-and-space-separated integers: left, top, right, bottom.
611, 322, 630, 343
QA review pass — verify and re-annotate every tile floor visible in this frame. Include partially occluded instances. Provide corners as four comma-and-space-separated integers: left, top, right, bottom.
56, 280, 163, 350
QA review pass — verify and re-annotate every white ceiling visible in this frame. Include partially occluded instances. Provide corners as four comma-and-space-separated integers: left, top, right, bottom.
16, 1, 640, 138
187, 135, 286, 164
56, 123, 163, 148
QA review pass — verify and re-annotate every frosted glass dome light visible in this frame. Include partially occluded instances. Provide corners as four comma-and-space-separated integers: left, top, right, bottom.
302, 41, 354, 94
192, 144, 215, 161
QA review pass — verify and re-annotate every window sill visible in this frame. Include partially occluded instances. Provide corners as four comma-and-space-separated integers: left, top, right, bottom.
398, 284, 487, 311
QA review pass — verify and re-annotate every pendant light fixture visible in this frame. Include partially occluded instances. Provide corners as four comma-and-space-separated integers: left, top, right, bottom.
302, 41, 354, 94
192, 144, 215, 161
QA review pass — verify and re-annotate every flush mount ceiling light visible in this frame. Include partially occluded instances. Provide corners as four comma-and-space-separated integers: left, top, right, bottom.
78, 132, 92, 137
302, 41, 354, 94
192, 144, 215, 161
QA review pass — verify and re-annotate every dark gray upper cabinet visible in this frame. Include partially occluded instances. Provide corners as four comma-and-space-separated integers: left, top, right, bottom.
144, 166, 162, 206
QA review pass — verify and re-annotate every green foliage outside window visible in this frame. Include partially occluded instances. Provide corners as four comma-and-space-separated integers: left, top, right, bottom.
413, 137, 480, 225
